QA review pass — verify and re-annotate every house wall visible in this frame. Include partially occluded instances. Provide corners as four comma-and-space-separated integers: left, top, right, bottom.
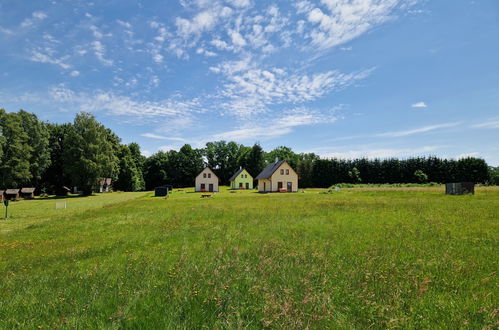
270, 163, 298, 192
195, 168, 219, 192
231, 169, 254, 189
257, 179, 272, 192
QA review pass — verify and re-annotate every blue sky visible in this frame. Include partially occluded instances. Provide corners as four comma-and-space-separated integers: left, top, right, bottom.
1, 0, 498, 165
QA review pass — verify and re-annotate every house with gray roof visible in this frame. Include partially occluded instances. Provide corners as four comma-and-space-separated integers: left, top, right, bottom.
255, 160, 298, 192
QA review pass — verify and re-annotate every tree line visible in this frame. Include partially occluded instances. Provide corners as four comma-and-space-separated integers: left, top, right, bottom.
0, 109, 494, 194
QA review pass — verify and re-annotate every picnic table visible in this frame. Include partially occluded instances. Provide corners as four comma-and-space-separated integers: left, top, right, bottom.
201, 194, 213, 198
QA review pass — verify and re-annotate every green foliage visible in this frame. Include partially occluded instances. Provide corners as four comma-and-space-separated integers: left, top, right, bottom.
144, 151, 169, 189
204, 141, 247, 184
348, 167, 362, 183
0, 188, 498, 328
114, 145, 145, 191
0, 109, 33, 188
239, 143, 265, 178
489, 166, 499, 185
265, 145, 299, 168
42, 123, 73, 194
414, 169, 428, 183
62, 112, 119, 195
17, 110, 51, 185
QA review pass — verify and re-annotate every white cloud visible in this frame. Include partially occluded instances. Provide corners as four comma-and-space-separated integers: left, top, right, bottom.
376, 122, 460, 137
214, 62, 373, 117
176, 10, 219, 37
141, 133, 187, 142
411, 101, 427, 108
28, 50, 72, 70
472, 119, 499, 129
91, 41, 113, 66
47, 85, 200, 123
213, 107, 337, 141
298, 0, 415, 50
70, 70, 80, 77
20, 11, 47, 29
0, 26, 14, 35
227, 0, 251, 8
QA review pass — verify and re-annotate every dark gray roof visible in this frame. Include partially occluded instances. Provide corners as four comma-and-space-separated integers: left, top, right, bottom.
21, 187, 36, 193
229, 168, 245, 181
255, 160, 286, 180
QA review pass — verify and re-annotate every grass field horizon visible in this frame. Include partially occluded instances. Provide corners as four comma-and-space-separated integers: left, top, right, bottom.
1, 187, 498, 328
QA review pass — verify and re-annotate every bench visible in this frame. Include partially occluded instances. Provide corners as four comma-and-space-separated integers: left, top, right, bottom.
279, 188, 288, 193
201, 194, 213, 198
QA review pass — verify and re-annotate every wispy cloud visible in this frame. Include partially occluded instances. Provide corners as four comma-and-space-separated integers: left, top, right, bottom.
411, 101, 427, 108
296, 0, 416, 50
472, 119, 499, 129
213, 107, 338, 141
213, 60, 373, 117
141, 133, 186, 142
91, 40, 113, 66
20, 11, 47, 29
46, 85, 200, 124
376, 122, 460, 137
28, 49, 72, 70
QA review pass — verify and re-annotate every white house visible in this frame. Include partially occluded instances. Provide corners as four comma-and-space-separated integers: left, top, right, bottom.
195, 168, 219, 192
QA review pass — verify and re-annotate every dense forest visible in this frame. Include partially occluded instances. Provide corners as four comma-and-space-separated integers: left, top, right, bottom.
0, 109, 496, 194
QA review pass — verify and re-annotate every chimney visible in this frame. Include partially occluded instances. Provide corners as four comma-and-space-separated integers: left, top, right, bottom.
275, 157, 278, 163
240, 166, 242, 170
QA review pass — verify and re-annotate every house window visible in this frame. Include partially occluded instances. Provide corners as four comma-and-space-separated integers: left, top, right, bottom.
241, 174, 244, 178
201, 183, 205, 190
280, 169, 284, 175
278, 182, 283, 189
208, 173, 211, 178
203, 173, 206, 178
286, 169, 289, 175
239, 182, 243, 188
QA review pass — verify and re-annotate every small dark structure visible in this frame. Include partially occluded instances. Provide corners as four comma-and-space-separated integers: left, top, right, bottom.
445, 182, 475, 195
5, 189, 20, 200
155, 185, 173, 197
55, 186, 71, 196
0, 190, 4, 202
20, 188, 36, 199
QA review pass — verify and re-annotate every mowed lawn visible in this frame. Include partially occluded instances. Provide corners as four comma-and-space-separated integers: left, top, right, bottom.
0, 188, 498, 328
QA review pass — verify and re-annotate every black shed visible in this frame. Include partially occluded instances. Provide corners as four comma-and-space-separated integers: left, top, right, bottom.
445, 182, 475, 195
155, 185, 173, 197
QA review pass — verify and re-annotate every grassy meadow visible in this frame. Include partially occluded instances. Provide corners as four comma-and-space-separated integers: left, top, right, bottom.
0, 187, 498, 328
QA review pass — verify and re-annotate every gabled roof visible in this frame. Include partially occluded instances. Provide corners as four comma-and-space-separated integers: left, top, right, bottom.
21, 187, 36, 194
229, 167, 250, 181
5, 189, 20, 195
255, 160, 286, 180
197, 167, 219, 179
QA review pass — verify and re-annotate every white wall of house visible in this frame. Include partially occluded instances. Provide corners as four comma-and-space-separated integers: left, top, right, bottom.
195, 168, 219, 192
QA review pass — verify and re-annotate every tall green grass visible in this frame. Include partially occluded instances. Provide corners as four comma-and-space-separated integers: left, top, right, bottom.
1, 188, 498, 328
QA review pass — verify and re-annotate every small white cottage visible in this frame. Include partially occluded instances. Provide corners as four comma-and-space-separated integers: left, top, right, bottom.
195, 168, 219, 192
